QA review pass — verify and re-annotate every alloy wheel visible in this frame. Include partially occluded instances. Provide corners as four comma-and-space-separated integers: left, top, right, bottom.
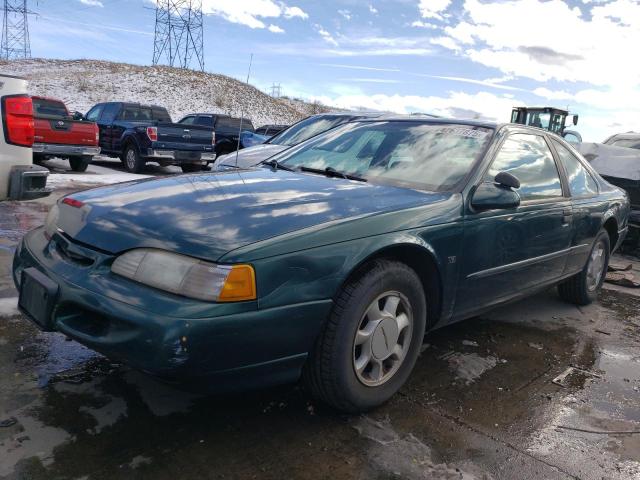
352, 291, 413, 387
126, 149, 136, 170
586, 240, 606, 292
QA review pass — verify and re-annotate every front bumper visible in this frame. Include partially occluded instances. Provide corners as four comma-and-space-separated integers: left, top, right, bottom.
146, 149, 216, 163
32, 143, 100, 157
13, 228, 331, 390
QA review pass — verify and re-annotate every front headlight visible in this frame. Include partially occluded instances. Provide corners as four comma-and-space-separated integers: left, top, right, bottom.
111, 249, 256, 302
44, 204, 60, 239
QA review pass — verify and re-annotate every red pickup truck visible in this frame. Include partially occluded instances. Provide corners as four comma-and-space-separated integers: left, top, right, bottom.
32, 96, 100, 172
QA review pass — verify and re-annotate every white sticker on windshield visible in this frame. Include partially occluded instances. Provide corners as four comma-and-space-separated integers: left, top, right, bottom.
439, 127, 489, 139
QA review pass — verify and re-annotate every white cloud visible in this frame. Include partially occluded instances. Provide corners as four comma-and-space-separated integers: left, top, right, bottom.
411, 20, 438, 29
338, 9, 352, 20
283, 6, 308, 19
201, 0, 308, 29
430, 36, 460, 51
311, 89, 521, 121
268, 24, 285, 33
79, 0, 103, 6
533, 87, 574, 101
418, 0, 451, 20
369, 5, 378, 14
435, 0, 640, 87
317, 26, 339, 46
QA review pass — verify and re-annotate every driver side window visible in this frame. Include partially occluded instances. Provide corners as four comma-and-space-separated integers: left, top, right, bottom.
486, 134, 563, 201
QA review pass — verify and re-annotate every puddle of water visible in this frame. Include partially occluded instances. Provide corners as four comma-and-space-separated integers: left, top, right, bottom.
352, 416, 483, 479
441, 352, 500, 385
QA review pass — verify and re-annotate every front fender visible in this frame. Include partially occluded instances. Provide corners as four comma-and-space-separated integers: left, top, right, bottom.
253, 224, 462, 324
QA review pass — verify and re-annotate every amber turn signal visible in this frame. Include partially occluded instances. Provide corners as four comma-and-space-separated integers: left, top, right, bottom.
218, 264, 256, 302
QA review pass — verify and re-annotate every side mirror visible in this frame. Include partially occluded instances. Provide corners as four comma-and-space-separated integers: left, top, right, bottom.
471, 172, 521, 211
73, 111, 84, 121
572, 114, 579, 126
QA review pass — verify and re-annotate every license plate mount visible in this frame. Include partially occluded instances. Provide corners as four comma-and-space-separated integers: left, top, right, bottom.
18, 267, 58, 331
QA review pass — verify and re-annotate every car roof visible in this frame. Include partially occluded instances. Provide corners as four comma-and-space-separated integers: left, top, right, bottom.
352, 115, 499, 129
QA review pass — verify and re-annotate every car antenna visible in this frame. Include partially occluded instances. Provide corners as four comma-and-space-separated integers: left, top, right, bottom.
235, 53, 253, 168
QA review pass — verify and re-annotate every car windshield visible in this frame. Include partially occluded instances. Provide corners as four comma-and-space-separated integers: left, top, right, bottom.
268, 115, 350, 147
274, 121, 494, 192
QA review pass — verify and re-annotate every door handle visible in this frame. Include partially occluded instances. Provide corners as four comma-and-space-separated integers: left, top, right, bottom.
562, 209, 572, 224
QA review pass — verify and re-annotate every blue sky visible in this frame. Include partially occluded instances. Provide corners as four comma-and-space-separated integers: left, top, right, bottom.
28, 0, 640, 141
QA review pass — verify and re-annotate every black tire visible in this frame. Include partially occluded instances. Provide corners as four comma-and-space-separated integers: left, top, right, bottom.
69, 156, 89, 172
558, 229, 610, 305
180, 164, 202, 173
123, 144, 145, 173
303, 259, 427, 412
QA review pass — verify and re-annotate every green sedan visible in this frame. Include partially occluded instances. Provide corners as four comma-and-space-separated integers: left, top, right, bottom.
13, 118, 629, 412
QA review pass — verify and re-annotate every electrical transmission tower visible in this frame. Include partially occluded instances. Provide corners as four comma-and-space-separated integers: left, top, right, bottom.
1, 0, 31, 60
153, 0, 204, 71
270, 83, 282, 98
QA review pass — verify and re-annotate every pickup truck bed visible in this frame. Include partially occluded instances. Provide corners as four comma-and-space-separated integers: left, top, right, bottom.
32, 97, 100, 172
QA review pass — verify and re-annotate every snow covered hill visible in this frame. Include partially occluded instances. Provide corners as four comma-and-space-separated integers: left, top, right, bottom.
0, 58, 328, 127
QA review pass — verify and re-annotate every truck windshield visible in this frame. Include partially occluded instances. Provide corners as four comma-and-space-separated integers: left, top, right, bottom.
275, 121, 493, 192
33, 98, 67, 118
268, 115, 350, 147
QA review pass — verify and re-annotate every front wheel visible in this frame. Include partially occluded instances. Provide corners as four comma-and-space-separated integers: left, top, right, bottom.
69, 156, 90, 172
303, 259, 427, 412
558, 229, 610, 305
123, 145, 145, 173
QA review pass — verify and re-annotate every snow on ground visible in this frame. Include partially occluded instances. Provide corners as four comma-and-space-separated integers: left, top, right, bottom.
42, 157, 150, 190
0, 297, 18, 318
1, 59, 329, 128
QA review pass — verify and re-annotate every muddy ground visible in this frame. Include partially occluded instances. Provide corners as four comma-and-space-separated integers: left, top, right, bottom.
0, 166, 639, 479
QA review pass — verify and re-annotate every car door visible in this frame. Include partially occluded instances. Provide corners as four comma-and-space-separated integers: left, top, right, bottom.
550, 138, 602, 274
98, 103, 120, 152
455, 132, 573, 319
86, 104, 105, 149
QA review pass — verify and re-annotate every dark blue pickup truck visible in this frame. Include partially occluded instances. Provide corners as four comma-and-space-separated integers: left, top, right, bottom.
85, 102, 215, 173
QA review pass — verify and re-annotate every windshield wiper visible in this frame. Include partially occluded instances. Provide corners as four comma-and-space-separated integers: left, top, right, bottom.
262, 159, 296, 172
298, 166, 367, 182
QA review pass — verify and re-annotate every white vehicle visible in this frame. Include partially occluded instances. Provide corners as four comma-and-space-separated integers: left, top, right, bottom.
0, 73, 49, 200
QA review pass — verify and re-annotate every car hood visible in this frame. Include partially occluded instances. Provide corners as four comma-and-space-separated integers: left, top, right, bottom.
58, 168, 448, 261
216, 144, 288, 169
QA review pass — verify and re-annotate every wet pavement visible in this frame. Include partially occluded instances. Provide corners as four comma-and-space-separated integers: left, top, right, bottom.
1, 176, 639, 479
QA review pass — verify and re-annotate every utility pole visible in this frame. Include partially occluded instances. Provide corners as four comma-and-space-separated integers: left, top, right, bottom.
153, 0, 204, 71
1, 0, 31, 60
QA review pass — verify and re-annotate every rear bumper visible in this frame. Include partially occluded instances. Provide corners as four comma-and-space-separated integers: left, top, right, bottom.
146, 148, 216, 164
32, 143, 100, 157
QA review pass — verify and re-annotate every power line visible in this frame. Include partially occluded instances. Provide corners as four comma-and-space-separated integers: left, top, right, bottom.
153, 0, 204, 71
2, 0, 31, 60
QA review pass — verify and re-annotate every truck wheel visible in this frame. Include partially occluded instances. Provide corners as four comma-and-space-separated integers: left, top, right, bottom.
558, 229, 610, 305
69, 156, 89, 173
123, 145, 145, 174
303, 259, 426, 412
180, 164, 201, 173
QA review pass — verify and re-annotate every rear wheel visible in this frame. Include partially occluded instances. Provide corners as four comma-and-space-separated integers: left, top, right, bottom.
69, 156, 89, 172
303, 259, 426, 412
558, 229, 610, 305
123, 145, 145, 173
